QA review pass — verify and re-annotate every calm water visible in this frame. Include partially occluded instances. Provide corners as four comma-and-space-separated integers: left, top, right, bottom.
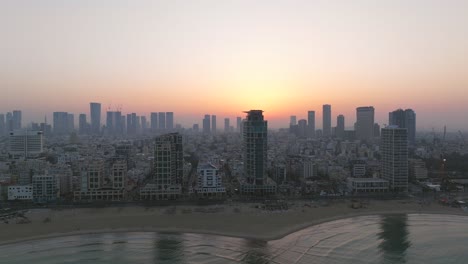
1, 214, 467, 264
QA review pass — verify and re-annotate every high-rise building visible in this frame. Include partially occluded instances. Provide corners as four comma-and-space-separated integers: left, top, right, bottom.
0, 114, 5, 136
106, 111, 123, 135
193, 124, 199, 132
8, 130, 44, 158
336, 115, 345, 138
166, 112, 174, 130
140, 133, 183, 200
211, 115, 217, 133
12, 110, 22, 130
141, 116, 147, 132
224, 118, 230, 132
307, 111, 315, 138
67, 113, 75, 132
6, 112, 13, 132
53, 112, 70, 135
126, 114, 132, 135
290, 115, 297, 126
203, 115, 211, 134
323, 104, 331, 137
90, 102, 101, 135
381, 126, 408, 192
150, 112, 158, 131
236, 116, 242, 133
374, 123, 381, 138
241, 110, 275, 194
158, 112, 166, 130
356, 106, 375, 141
79, 114, 87, 134
297, 119, 307, 138
111, 160, 127, 189
243, 110, 267, 185
389, 109, 416, 145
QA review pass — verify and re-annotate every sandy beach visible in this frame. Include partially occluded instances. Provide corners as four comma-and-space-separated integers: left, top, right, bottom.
1, 199, 467, 245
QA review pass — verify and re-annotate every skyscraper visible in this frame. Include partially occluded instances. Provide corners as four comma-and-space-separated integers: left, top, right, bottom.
307, 111, 315, 138
224, 118, 230, 132
152, 133, 183, 199
158, 112, 166, 130
211, 115, 217, 133
67, 113, 75, 132
323, 104, 331, 137
5, 112, 13, 132
90, 102, 101, 135
236, 116, 242, 133
356, 106, 375, 141
53, 112, 70, 135
0, 114, 5, 136
297, 119, 307, 138
79, 114, 87, 134
203, 115, 211, 134
290, 115, 297, 126
389, 109, 416, 145
381, 126, 408, 192
141, 116, 147, 132
106, 111, 122, 135
243, 110, 267, 185
150, 112, 158, 131
336, 114, 345, 138
166, 112, 174, 130
12, 110, 22, 130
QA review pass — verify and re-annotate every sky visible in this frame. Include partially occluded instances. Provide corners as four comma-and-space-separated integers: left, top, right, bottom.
1, 0, 468, 130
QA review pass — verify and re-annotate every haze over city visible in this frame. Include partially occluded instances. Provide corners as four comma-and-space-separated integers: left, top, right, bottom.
1, 0, 468, 130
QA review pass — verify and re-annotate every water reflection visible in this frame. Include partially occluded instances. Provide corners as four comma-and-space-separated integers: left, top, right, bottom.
153, 234, 186, 264
242, 239, 270, 264
378, 214, 411, 263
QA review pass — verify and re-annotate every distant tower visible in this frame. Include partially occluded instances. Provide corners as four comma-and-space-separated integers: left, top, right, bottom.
336, 115, 345, 139
297, 119, 307, 138
389, 109, 416, 145
150, 112, 158, 131
323, 104, 331, 137
307, 111, 315, 138
236, 117, 242, 133
158, 112, 166, 130
166, 112, 174, 130
381, 126, 408, 192
79, 114, 87, 134
290, 115, 297, 126
211, 115, 217, 133
0, 114, 5, 136
90, 102, 101, 135
356, 106, 375, 141
224, 118, 230, 132
203, 115, 211, 134
12, 110, 22, 130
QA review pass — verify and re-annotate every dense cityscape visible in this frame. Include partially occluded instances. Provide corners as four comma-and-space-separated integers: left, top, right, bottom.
1, 103, 467, 206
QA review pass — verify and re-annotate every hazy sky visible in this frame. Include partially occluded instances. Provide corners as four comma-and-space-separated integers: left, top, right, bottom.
1, 0, 468, 130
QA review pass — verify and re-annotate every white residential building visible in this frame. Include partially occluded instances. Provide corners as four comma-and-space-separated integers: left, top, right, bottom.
8, 185, 33, 200
190, 163, 225, 196
9, 130, 44, 158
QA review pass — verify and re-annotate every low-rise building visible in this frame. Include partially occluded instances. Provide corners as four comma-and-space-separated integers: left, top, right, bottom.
347, 177, 389, 194
32, 175, 59, 203
7, 185, 33, 200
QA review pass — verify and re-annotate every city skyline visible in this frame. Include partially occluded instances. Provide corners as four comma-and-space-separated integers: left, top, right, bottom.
1, 1, 468, 130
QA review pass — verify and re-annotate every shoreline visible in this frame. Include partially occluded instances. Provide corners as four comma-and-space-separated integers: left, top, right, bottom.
1, 200, 467, 246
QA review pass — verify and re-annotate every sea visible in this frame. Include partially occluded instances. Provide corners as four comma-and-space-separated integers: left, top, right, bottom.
0, 214, 467, 264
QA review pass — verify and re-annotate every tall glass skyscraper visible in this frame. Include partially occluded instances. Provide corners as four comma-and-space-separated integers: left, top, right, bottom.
90, 102, 101, 135
323, 104, 331, 137
389, 109, 416, 145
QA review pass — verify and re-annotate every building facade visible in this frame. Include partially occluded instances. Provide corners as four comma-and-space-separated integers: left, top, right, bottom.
381, 126, 408, 192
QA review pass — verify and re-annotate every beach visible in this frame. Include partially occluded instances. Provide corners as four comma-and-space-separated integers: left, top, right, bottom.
1, 199, 466, 245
